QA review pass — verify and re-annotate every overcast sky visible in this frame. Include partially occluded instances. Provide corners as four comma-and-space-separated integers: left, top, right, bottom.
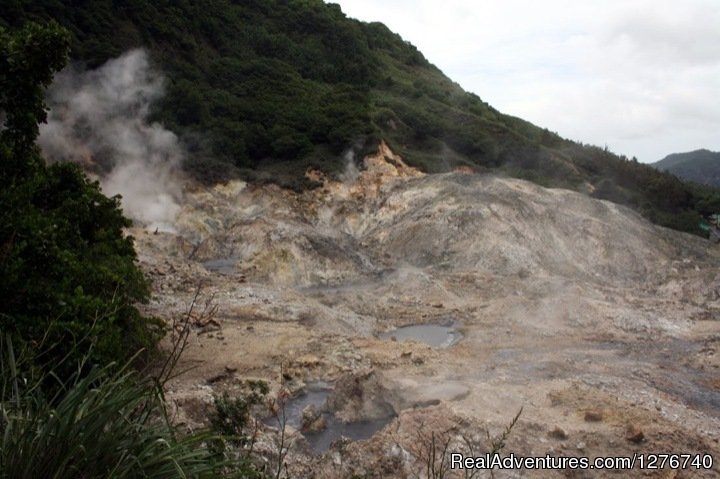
332, 0, 720, 163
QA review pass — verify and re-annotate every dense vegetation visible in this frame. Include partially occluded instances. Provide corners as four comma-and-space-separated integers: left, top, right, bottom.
0, 22, 159, 385
2, 0, 720, 234
653, 149, 720, 188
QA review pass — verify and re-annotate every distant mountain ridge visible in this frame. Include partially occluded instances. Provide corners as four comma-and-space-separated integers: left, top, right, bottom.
652, 150, 720, 188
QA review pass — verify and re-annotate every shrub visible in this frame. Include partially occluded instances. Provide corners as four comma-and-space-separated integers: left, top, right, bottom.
210, 382, 270, 447
0, 333, 225, 479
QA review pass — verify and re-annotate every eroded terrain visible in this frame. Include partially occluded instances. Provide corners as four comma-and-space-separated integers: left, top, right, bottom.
134, 143, 720, 477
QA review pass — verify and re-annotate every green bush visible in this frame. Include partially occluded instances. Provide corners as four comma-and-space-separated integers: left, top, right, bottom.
210, 382, 270, 446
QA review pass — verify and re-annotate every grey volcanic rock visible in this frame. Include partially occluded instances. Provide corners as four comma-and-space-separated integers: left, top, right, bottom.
360, 173, 704, 283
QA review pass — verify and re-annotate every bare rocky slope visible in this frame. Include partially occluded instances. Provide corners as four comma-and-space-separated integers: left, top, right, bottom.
134, 143, 720, 478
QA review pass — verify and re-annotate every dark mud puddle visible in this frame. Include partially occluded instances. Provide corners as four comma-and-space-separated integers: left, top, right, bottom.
272, 382, 393, 453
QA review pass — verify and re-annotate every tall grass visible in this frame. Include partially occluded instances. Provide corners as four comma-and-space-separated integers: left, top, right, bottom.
0, 332, 224, 479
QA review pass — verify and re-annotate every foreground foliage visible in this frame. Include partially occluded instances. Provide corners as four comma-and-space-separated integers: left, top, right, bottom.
0, 339, 222, 478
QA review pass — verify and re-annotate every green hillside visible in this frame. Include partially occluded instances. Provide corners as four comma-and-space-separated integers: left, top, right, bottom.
2, 0, 720, 235
653, 149, 720, 188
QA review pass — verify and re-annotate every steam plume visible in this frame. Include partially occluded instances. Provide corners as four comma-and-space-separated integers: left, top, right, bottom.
38, 49, 182, 231
339, 149, 360, 184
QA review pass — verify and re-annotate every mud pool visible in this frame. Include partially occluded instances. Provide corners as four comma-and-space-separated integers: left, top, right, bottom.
276, 383, 394, 453
201, 258, 237, 274
379, 323, 462, 348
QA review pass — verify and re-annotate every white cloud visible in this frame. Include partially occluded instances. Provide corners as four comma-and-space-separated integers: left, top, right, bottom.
332, 0, 720, 162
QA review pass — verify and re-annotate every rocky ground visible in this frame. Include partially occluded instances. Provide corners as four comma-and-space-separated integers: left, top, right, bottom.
133, 142, 720, 478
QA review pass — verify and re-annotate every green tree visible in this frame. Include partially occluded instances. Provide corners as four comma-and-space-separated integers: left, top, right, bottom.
0, 23, 160, 382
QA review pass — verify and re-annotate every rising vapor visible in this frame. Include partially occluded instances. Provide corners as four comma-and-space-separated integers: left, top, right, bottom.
39, 49, 182, 231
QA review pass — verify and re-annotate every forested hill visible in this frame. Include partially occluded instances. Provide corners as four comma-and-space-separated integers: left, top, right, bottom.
653, 150, 720, 188
2, 0, 719, 235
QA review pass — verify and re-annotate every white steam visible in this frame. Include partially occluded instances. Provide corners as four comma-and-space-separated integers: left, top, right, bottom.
38, 49, 182, 231
339, 149, 360, 184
